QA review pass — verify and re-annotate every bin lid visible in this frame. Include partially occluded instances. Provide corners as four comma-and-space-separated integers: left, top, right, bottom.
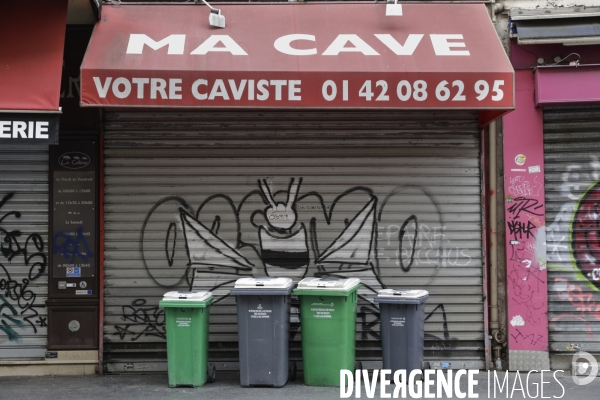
162, 291, 213, 302
377, 289, 429, 299
296, 277, 360, 291
234, 277, 293, 289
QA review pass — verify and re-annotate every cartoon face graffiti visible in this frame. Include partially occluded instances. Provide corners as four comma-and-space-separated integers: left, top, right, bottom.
139, 177, 468, 295
137, 177, 462, 343
167, 178, 378, 284
257, 178, 310, 276
141, 177, 389, 293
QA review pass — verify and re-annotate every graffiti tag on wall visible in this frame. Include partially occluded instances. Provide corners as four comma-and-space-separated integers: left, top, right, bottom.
124, 178, 479, 345
504, 147, 549, 351
0, 193, 47, 344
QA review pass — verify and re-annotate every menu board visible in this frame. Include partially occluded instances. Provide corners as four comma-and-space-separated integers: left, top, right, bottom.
52, 141, 97, 280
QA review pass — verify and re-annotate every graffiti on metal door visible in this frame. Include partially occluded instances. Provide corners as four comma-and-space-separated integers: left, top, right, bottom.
125, 178, 478, 346
0, 193, 47, 344
547, 158, 600, 347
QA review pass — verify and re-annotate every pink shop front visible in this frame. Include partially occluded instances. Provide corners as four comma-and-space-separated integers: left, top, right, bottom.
504, 32, 600, 371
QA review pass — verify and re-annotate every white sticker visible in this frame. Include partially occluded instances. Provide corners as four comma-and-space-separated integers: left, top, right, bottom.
75, 290, 92, 295
510, 315, 525, 326
528, 165, 541, 173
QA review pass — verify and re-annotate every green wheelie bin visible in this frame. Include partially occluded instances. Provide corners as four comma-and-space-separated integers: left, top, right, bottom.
159, 291, 215, 387
293, 277, 361, 387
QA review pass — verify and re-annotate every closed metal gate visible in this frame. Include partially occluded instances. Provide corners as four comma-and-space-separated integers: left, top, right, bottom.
544, 106, 600, 370
0, 145, 49, 359
102, 110, 486, 372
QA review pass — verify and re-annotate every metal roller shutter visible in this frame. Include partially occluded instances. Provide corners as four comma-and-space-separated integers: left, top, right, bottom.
0, 145, 49, 359
101, 110, 486, 373
544, 106, 600, 370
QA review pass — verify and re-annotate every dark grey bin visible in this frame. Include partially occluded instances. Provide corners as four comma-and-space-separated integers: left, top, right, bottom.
230, 277, 294, 387
374, 289, 429, 374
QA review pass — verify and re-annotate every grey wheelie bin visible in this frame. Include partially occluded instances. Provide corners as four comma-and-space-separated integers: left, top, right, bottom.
230, 277, 295, 387
374, 289, 429, 375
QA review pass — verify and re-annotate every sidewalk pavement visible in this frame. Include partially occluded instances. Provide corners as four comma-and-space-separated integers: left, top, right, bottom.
0, 370, 598, 400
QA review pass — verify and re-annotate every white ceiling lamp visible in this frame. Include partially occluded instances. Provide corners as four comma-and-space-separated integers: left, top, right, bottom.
197, 0, 225, 28
386, 0, 403, 17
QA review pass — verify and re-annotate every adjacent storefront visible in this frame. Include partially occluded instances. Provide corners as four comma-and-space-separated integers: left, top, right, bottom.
505, 8, 600, 370
544, 105, 600, 371
0, 1, 67, 360
537, 67, 600, 370
79, 3, 514, 372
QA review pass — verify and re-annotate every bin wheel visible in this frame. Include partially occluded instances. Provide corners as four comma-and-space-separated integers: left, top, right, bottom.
354, 361, 363, 371
288, 361, 297, 382
207, 364, 217, 383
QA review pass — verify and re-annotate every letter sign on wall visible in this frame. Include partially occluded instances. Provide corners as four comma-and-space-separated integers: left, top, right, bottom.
0, 113, 59, 144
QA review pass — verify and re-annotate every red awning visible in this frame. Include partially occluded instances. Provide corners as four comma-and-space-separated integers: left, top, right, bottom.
81, 3, 514, 127
0, 1, 67, 112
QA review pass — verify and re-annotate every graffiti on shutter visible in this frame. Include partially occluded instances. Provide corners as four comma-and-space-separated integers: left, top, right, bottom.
0, 193, 47, 344
547, 158, 600, 342
125, 178, 474, 344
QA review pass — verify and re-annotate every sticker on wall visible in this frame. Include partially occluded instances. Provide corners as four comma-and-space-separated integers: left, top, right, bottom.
510, 240, 519, 245
506, 196, 514, 203
66, 267, 81, 277
79, 281, 87, 288
515, 154, 526, 166
68, 320, 80, 332
528, 165, 541, 173
510, 315, 525, 327
75, 290, 92, 295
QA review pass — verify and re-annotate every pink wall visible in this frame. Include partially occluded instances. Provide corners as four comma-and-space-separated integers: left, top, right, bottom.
503, 69, 548, 351
536, 65, 600, 106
